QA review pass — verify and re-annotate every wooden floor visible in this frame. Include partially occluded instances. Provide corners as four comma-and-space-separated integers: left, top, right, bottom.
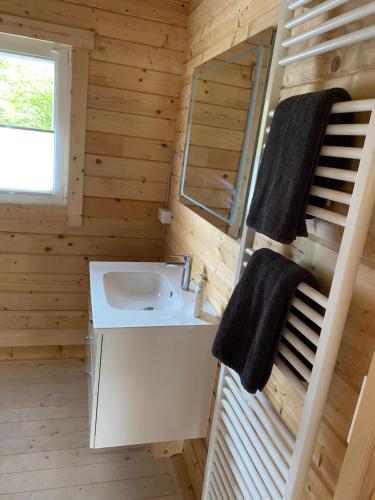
0, 360, 184, 499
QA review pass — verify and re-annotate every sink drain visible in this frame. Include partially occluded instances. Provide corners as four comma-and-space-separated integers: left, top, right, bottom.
143, 306, 155, 311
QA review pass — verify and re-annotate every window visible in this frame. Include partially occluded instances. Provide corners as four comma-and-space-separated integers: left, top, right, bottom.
0, 33, 71, 205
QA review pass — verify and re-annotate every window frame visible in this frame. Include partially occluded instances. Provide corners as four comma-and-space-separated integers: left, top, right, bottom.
0, 13, 94, 226
0, 32, 72, 205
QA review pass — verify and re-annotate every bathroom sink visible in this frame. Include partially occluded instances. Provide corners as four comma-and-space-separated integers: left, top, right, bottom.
89, 261, 219, 329
103, 271, 182, 311
88, 261, 220, 449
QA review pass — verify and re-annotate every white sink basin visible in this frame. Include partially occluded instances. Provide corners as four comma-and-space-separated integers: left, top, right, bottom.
89, 261, 219, 329
103, 271, 182, 311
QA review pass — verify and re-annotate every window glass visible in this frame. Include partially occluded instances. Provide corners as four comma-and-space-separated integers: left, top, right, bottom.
0, 33, 71, 205
0, 51, 55, 193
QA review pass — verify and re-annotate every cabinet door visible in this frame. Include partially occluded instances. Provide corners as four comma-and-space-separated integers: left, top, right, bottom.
90, 324, 101, 395
86, 324, 102, 449
87, 366, 98, 448
85, 327, 95, 447
94, 328, 217, 449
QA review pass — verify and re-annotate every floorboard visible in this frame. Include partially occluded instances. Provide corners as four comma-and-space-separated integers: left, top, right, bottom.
0, 360, 183, 500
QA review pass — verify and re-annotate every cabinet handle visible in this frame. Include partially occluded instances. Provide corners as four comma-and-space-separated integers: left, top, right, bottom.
85, 370, 92, 376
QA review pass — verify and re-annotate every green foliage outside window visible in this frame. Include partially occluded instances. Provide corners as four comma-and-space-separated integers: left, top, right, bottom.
0, 53, 54, 131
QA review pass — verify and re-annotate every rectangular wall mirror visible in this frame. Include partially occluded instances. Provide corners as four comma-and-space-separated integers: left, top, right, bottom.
179, 28, 274, 239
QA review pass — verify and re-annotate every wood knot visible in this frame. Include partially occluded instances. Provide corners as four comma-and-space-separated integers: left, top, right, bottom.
331, 55, 341, 72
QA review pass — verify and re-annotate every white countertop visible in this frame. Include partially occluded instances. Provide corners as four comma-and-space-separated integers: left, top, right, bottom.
89, 261, 220, 330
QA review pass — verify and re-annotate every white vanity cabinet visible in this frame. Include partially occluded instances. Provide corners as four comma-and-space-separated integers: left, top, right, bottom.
86, 322, 217, 449
87, 261, 219, 449
86, 303, 218, 449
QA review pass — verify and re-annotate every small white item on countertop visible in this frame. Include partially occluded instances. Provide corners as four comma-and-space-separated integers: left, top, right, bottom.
193, 272, 206, 318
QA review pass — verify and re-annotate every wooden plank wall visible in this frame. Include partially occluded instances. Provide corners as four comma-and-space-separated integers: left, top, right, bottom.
164, 0, 375, 498
0, 0, 187, 359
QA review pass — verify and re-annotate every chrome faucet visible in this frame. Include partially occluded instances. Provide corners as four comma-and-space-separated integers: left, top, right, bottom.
165, 255, 193, 291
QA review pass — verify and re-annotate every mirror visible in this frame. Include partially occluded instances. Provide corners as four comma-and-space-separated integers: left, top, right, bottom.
179, 29, 274, 239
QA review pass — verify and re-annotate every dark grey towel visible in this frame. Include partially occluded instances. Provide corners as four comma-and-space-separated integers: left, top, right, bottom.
212, 248, 319, 393
246, 88, 352, 244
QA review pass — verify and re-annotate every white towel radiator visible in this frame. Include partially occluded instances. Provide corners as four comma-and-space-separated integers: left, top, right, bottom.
202, 1, 375, 499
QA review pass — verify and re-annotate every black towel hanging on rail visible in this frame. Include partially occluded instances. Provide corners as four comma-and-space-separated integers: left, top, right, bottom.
212, 248, 319, 394
246, 88, 352, 244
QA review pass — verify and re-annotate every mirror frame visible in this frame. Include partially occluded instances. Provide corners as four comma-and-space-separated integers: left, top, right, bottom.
179, 43, 266, 227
